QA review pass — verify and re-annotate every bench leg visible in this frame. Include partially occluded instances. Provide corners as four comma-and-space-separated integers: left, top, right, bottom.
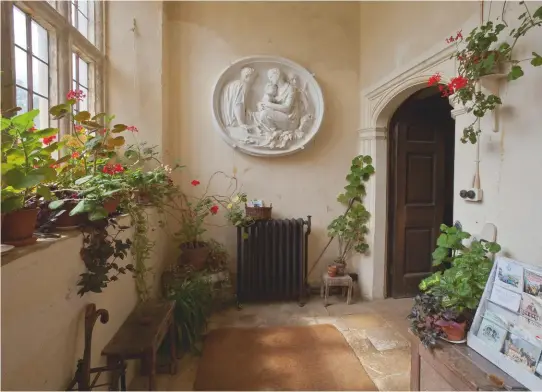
169, 318, 177, 375
106, 356, 121, 391
147, 349, 157, 391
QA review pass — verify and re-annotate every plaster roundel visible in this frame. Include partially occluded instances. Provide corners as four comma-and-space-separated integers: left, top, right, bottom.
212, 56, 324, 157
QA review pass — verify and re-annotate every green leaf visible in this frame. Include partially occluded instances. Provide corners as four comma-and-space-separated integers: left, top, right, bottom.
12, 109, 39, 128
49, 103, 71, 119
37, 185, 53, 200
75, 175, 93, 185
48, 200, 66, 210
32, 167, 56, 182
1, 118, 11, 131
74, 111, 91, 122
507, 65, 524, 81
88, 207, 109, 221
70, 200, 93, 216
533, 6, 542, 19
33, 128, 58, 138
1, 196, 24, 213
55, 155, 71, 164
531, 52, 542, 67
4, 168, 44, 189
92, 112, 107, 121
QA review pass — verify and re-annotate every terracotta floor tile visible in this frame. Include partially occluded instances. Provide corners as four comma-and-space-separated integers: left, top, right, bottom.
365, 326, 410, 351
341, 313, 388, 329
358, 348, 411, 379
373, 371, 411, 391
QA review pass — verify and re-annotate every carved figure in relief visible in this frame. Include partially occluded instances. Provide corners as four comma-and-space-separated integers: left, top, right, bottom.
221, 67, 255, 129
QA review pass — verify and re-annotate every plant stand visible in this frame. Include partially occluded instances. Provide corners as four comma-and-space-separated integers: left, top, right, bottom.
320, 272, 353, 305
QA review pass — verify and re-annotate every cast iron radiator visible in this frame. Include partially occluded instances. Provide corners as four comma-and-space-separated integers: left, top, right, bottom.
236, 216, 312, 305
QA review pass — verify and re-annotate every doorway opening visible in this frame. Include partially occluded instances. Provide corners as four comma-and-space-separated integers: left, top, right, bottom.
386, 86, 455, 298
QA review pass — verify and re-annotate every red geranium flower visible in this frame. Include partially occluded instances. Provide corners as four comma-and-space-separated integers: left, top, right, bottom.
66, 89, 86, 102
448, 76, 468, 93
210, 205, 219, 215
102, 163, 125, 175
191, 180, 200, 186
50, 164, 60, 169
29, 126, 37, 133
71, 151, 80, 158
126, 126, 139, 132
455, 30, 463, 41
428, 72, 442, 87
43, 135, 56, 145
74, 125, 84, 132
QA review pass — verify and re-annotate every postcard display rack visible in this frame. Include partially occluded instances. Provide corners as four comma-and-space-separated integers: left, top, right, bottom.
467, 256, 542, 390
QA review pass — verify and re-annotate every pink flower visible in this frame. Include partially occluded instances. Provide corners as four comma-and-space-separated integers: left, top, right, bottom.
71, 151, 80, 158
74, 125, 84, 132
43, 135, 56, 145
210, 205, 219, 215
455, 30, 463, 41
126, 126, 139, 133
191, 180, 200, 186
66, 90, 86, 102
98, 128, 107, 135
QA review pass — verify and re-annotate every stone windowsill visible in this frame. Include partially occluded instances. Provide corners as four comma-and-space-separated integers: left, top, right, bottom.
1, 214, 131, 267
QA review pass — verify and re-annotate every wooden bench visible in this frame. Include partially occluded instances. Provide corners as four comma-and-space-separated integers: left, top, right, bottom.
102, 300, 177, 390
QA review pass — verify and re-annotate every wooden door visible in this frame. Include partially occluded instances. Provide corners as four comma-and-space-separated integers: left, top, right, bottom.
387, 90, 454, 298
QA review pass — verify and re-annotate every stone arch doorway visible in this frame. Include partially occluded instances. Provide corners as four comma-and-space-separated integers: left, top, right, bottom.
386, 87, 455, 298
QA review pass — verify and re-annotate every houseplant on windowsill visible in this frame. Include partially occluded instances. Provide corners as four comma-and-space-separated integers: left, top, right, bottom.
326, 155, 374, 275
1, 109, 63, 245
408, 224, 501, 348
428, 3, 542, 144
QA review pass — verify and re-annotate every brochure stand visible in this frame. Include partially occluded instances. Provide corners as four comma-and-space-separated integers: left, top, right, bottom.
467, 256, 542, 390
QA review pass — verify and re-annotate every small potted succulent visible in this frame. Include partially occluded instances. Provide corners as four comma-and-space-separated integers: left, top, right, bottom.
1, 109, 63, 245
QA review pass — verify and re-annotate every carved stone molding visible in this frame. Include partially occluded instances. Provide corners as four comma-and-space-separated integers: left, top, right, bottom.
212, 56, 324, 157
358, 127, 387, 140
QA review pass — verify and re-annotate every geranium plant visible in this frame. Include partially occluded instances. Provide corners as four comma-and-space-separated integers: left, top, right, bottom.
428, 3, 542, 144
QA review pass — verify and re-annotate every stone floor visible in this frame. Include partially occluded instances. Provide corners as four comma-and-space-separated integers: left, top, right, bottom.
132, 295, 414, 391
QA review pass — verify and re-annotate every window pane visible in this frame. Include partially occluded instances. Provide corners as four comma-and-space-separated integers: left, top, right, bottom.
13, 7, 27, 48
72, 53, 77, 81
79, 87, 89, 111
15, 47, 28, 88
79, 59, 88, 88
32, 58, 49, 97
77, 12, 88, 40
16, 87, 28, 113
78, 0, 88, 17
31, 21, 48, 62
33, 96, 49, 128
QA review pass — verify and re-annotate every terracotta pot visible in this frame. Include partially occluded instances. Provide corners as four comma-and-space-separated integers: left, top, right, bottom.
54, 202, 86, 228
103, 197, 120, 214
327, 265, 337, 277
441, 321, 467, 342
2, 208, 39, 245
135, 191, 152, 205
335, 262, 346, 276
179, 242, 209, 271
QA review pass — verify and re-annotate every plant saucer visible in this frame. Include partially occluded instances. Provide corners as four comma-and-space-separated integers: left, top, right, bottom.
440, 336, 467, 344
1, 244, 15, 254
55, 225, 80, 231
3, 236, 38, 247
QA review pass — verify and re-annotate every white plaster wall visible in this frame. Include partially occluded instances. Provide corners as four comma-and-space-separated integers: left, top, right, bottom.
165, 2, 362, 284
1, 213, 166, 390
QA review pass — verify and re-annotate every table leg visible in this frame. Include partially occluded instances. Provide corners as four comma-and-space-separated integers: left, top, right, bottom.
324, 281, 329, 306
169, 318, 177, 375
347, 284, 352, 305
106, 355, 120, 391
147, 349, 157, 391
320, 280, 324, 298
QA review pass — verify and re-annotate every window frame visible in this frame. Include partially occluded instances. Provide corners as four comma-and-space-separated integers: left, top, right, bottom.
1, 0, 105, 134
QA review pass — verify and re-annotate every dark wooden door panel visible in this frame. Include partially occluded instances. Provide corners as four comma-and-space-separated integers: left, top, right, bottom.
388, 90, 454, 298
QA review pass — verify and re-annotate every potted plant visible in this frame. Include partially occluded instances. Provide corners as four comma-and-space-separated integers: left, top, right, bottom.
175, 179, 220, 270
1, 109, 63, 245
428, 4, 542, 144
409, 224, 501, 347
326, 155, 374, 275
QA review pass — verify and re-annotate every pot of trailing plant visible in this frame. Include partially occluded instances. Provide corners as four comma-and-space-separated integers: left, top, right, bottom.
327, 264, 337, 277
2, 208, 39, 246
439, 321, 467, 342
54, 201, 86, 228
135, 190, 152, 205
103, 197, 120, 214
334, 261, 346, 276
179, 242, 209, 271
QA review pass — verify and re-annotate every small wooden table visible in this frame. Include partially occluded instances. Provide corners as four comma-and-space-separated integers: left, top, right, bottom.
410, 334, 526, 391
320, 273, 353, 305
102, 300, 177, 390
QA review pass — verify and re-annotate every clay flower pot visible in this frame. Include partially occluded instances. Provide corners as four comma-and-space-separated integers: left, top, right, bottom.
334, 262, 346, 276
2, 208, 39, 246
179, 242, 209, 271
134, 190, 152, 205
103, 197, 120, 214
54, 201, 86, 228
327, 264, 337, 277
440, 321, 467, 342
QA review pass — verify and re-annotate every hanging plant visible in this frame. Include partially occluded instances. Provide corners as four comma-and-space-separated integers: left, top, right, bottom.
428, 3, 542, 144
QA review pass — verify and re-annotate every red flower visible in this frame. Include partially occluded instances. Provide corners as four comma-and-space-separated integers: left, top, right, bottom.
71, 151, 80, 158
448, 76, 469, 93
29, 126, 37, 133
191, 180, 200, 186
98, 128, 107, 136
114, 163, 124, 173
446, 35, 455, 44
210, 205, 219, 215
50, 164, 60, 169
43, 135, 56, 145
427, 72, 442, 87
455, 30, 463, 41
74, 125, 84, 132
126, 126, 139, 133
66, 89, 86, 102
102, 163, 124, 175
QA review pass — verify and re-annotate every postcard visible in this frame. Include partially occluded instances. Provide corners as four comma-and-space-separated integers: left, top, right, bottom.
524, 269, 542, 298
518, 293, 542, 333
495, 258, 524, 293
490, 284, 522, 313
478, 317, 508, 352
537, 359, 542, 376
503, 332, 542, 373
483, 310, 510, 329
